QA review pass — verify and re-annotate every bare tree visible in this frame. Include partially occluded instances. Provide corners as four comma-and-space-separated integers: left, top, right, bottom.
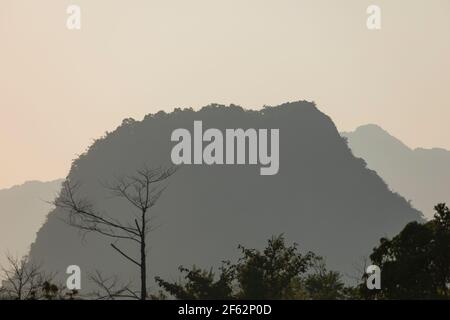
89, 270, 139, 300
54, 166, 177, 300
0, 254, 53, 300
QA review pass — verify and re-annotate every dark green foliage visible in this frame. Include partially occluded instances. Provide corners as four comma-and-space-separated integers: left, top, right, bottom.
155, 235, 348, 300
366, 203, 450, 299
155, 263, 235, 300
303, 258, 346, 300
41, 281, 60, 300
235, 235, 315, 299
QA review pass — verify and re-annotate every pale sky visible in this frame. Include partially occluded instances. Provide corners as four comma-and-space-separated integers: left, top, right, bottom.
1, 0, 449, 189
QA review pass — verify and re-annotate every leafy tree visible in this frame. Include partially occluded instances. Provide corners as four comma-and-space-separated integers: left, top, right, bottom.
366, 203, 450, 299
156, 235, 323, 300
303, 258, 346, 300
155, 263, 235, 300
235, 235, 315, 299
41, 281, 60, 300
430, 203, 450, 298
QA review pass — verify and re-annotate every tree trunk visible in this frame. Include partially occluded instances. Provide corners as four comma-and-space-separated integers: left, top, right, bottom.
140, 212, 147, 300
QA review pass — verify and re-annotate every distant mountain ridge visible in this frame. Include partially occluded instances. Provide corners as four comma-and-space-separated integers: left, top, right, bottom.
28, 102, 422, 291
342, 124, 450, 219
0, 179, 63, 267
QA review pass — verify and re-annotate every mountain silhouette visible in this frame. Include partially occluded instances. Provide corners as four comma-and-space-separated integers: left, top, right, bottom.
28, 102, 422, 291
342, 124, 450, 219
0, 179, 62, 267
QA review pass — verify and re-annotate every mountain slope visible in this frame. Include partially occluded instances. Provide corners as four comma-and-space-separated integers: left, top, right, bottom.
29, 102, 422, 291
0, 179, 63, 267
342, 124, 450, 219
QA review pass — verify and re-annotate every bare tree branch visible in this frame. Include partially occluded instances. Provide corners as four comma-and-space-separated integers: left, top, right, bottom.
53, 165, 177, 300
89, 270, 139, 300
0, 254, 54, 300
110, 243, 141, 267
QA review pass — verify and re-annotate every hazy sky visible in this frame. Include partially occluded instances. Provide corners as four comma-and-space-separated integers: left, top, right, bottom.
1, 0, 449, 189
